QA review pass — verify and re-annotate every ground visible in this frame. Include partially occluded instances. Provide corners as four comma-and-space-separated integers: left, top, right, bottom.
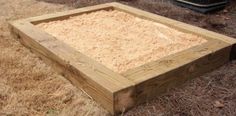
0, 0, 235, 116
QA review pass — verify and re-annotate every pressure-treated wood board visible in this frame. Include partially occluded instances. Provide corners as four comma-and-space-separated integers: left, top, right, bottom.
9, 2, 236, 115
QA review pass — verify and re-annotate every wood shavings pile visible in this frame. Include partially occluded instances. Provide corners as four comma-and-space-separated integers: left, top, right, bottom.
36, 10, 207, 73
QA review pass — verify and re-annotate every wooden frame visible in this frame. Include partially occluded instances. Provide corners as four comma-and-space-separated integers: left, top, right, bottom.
9, 2, 236, 115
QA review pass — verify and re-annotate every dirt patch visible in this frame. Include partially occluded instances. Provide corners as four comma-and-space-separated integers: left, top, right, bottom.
36, 9, 206, 73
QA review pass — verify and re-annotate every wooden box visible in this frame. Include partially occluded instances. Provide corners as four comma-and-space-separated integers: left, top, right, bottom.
9, 2, 236, 115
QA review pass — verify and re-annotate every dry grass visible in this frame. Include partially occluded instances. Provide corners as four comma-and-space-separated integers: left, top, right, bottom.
0, 0, 235, 116
125, 62, 236, 115
0, 0, 107, 115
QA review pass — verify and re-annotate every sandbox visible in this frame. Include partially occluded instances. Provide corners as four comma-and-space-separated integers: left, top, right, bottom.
36, 10, 207, 73
10, 2, 236, 115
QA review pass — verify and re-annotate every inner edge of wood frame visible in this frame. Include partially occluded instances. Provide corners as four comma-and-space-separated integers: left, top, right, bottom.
28, 3, 115, 24
24, 2, 235, 84
121, 39, 230, 83
108, 3, 235, 82
10, 19, 135, 92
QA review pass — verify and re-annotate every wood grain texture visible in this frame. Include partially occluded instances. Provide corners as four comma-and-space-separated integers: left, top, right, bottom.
122, 39, 229, 82
122, 39, 231, 105
27, 3, 113, 24
9, 2, 236, 115
111, 2, 236, 44
9, 20, 134, 114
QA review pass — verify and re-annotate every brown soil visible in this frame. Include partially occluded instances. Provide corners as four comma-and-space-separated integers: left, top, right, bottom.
37, 10, 206, 73
0, 0, 235, 116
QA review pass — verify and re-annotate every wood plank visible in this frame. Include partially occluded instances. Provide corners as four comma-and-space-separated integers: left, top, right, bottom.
111, 2, 236, 45
9, 20, 135, 114
122, 39, 230, 83
26, 3, 113, 24
122, 40, 231, 105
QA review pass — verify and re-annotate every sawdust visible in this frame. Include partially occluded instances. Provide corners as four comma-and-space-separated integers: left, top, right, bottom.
36, 10, 207, 73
